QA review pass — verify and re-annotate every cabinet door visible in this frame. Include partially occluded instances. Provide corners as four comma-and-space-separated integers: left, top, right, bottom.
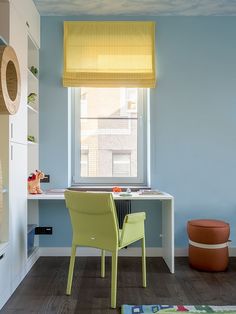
0, 245, 11, 310
9, 143, 27, 291
9, 4, 27, 145
0, 2, 10, 43
11, 0, 40, 48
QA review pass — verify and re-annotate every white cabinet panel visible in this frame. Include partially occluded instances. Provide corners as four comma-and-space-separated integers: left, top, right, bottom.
9, 143, 27, 291
9, 5, 27, 145
11, 0, 40, 48
0, 245, 11, 309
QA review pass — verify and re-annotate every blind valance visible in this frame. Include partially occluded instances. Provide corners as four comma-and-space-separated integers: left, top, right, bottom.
63, 21, 156, 88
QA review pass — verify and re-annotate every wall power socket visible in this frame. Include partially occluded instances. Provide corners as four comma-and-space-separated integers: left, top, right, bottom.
35, 226, 53, 235
40, 174, 50, 183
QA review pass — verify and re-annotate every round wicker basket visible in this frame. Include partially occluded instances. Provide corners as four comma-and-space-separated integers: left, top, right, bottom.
0, 45, 21, 115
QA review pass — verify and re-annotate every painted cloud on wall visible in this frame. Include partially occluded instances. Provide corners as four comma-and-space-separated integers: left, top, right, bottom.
34, 0, 236, 16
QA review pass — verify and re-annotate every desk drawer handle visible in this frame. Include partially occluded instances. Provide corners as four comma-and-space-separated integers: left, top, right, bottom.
0, 253, 5, 260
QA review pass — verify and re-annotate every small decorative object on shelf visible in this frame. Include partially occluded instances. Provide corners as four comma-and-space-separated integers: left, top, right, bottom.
28, 170, 45, 194
30, 66, 38, 77
27, 135, 35, 143
27, 92, 37, 104
112, 186, 122, 193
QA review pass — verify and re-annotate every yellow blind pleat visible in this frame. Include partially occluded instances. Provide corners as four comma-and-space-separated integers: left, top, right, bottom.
63, 21, 156, 88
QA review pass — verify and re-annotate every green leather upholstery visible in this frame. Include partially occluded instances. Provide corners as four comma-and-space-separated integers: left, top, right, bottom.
65, 190, 146, 308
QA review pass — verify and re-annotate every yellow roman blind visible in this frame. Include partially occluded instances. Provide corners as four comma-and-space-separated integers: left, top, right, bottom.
63, 21, 156, 88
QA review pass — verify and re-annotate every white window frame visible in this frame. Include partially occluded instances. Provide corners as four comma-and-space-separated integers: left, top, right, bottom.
71, 88, 148, 186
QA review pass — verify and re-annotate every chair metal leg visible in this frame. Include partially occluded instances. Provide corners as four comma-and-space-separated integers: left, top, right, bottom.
101, 249, 105, 278
142, 236, 147, 288
111, 250, 118, 308
66, 244, 76, 295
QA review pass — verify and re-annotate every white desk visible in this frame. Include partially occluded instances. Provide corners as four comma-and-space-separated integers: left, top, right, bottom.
28, 191, 174, 273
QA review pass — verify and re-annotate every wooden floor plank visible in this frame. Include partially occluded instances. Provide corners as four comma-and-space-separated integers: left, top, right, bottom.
1, 257, 236, 313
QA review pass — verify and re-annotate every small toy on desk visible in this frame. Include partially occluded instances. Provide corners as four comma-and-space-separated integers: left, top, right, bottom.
112, 186, 122, 193
28, 170, 45, 194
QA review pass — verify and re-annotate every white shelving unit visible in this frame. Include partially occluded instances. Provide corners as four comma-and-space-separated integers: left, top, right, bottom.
27, 35, 39, 258
0, 0, 40, 309
0, 36, 9, 259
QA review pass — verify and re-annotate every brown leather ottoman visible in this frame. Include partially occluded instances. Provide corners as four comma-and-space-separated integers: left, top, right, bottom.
187, 219, 230, 271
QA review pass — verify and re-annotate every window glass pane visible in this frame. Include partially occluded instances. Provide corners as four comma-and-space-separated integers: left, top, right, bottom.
112, 153, 131, 177
80, 118, 137, 177
73, 87, 146, 183
126, 88, 138, 111
80, 151, 88, 177
80, 87, 138, 118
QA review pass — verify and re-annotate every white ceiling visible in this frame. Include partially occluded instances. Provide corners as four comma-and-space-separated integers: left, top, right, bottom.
33, 0, 236, 16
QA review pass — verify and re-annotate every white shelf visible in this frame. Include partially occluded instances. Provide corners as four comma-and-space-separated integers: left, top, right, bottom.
27, 141, 38, 146
27, 105, 38, 114
27, 33, 39, 273
27, 68, 38, 82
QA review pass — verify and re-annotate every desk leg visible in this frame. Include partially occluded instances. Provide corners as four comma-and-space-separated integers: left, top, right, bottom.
162, 198, 174, 273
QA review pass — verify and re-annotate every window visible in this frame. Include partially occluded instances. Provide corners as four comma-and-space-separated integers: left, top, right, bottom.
72, 87, 148, 185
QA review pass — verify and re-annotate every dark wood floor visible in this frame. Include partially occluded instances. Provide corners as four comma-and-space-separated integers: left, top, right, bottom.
2, 257, 236, 314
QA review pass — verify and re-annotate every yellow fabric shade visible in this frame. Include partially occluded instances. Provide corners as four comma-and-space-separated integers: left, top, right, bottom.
63, 21, 156, 88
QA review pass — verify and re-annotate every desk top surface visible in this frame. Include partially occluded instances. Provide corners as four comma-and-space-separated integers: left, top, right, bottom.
28, 191, 173, 201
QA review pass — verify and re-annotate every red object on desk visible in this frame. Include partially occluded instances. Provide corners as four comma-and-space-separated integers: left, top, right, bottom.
112, 186, 122, 193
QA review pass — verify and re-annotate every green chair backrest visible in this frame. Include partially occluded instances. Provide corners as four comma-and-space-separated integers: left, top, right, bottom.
65, 191, 119, 252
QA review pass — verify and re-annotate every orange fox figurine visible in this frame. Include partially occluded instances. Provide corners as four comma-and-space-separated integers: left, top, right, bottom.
28, 170, 45, 194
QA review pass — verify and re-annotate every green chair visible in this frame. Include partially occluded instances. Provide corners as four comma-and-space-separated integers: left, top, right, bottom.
64, 190, 146, 308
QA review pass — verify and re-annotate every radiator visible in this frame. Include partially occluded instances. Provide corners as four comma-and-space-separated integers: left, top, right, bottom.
115, 200, 132, 229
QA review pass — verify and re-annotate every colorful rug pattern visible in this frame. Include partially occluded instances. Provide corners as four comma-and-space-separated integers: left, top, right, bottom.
121, 305, 236, 314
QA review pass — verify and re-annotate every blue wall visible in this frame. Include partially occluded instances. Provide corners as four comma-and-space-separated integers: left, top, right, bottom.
39, 16, 236, 248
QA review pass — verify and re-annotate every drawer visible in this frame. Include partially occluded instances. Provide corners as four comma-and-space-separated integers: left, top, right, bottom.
0, 245, 11, 308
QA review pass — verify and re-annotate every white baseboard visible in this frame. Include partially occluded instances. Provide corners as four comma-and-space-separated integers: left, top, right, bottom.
26, 247, 40, 273
175, 248, 188, 256
39, 246, 236, 257
229, 247, 236, 256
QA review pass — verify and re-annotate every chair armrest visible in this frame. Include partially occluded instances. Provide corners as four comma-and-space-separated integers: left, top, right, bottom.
119, 212, 146, 248
124, 212, 146, 224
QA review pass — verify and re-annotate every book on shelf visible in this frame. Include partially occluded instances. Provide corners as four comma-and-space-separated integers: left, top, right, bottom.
45, 189, 66, 194
138, 189, 162, 195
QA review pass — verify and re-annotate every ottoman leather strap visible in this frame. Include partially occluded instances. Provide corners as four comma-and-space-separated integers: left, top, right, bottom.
189, 239, 228, 249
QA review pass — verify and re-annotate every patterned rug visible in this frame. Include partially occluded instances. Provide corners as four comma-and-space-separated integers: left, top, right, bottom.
121, 305, 236, 314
